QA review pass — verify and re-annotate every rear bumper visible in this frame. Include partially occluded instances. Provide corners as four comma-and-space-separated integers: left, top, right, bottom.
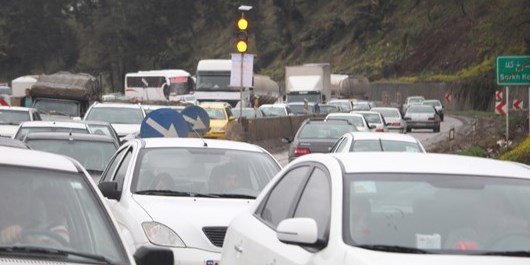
407, 121, 439, 129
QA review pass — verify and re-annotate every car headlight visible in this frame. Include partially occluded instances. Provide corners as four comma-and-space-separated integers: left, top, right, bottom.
212, 127, 225, 133
142, 222, 186, 247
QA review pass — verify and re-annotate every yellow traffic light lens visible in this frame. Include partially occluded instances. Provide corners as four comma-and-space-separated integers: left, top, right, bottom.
237, 17, 248, 30
236, 40, 248, 53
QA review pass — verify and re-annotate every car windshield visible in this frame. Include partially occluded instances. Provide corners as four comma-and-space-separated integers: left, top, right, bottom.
289, 104, 313, 114
233, 108, 259, 118
343, 173, 530, 254
359, 113, 382, 124
260, 106, 286, 117
86, 124, 117, 140
0, 166, 128, 263
132, 148, 281, 198
373, 109, 400, 118
33, 100, 79, 117
14, 127, 89, 140
205, 108, 227, 120
25, 139, 117, 173
350, 140, 423, 152
0, 110, 31, 125
408, 97, 424, 104
327, 115, 365, 127
86, 107, 144, 124
407, 105, 435, 114
423, 101, 442, 107
299, 123, 356, 139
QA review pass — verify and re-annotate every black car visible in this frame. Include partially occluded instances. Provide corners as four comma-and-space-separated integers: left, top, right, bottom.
283, 118, 358, 161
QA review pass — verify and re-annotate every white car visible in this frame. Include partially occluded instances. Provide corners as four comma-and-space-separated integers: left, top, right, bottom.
370, 107, 407, 133
324, 112, 373, 132
83, 102, 146, 141
0, 106, 41, 138
330, 132, 426, 153
12, 120, 90, 140
350, 110, 388, 132
327, 99, 353, 112
0, 146, 173, 265
221, 152, 530, 264
259, 103, 293, 117
97, 137, 281, 264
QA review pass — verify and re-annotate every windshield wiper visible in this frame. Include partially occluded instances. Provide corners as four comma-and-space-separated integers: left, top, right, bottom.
136, 190, 219, 198
477, 250, 530, 257
0, 246, 115, 264
210, 194, 256, 199
356, 244, 433, 254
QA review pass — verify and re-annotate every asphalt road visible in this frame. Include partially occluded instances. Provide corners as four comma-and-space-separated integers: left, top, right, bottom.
273, 115, 464, 167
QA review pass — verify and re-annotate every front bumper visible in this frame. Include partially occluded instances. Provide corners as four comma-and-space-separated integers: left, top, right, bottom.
138, 243, 220, 265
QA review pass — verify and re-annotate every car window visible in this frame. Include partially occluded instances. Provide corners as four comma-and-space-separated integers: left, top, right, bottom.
86, 107, 144, 124
15, 127, 89, 140
293, 167, 331, 240
336, 136, 350, 152
100, 147, 129, 183
258, 166, 310, 228
115, 148, 133, 191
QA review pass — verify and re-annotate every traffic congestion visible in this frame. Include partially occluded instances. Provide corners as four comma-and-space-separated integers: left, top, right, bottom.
1, 1, 530, 264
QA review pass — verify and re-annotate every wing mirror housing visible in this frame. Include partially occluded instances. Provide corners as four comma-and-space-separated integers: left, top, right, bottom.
98, 181, 121, 200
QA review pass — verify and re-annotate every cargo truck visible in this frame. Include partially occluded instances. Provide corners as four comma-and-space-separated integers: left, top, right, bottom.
285, 63, 331, 104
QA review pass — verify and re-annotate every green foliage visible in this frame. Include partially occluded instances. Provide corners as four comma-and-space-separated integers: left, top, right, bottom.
458, 145, 488, 157
499, 136, 530, 163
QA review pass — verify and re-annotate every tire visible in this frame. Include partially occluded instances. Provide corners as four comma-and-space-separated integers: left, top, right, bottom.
434, 126, 440, 133
406, 127, 412, 133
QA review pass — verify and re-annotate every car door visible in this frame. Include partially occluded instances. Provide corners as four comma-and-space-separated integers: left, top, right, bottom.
223, 164, 332, 265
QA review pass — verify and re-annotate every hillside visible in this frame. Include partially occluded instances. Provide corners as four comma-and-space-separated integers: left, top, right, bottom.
0, 0, 529, 91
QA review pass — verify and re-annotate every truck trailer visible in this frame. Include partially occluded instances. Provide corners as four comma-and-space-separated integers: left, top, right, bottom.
285, 63, 331, 104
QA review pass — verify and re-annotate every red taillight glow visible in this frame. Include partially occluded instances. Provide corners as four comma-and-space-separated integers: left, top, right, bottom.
375, 128, 384, 132
392, 122, 400, 126
294, 147, 311, 157
428, 117, 435, 120
170, 76, 187, 83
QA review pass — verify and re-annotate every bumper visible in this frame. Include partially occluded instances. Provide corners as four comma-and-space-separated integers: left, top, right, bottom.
387, 125, 405, 132
407, 121, 439, 129
139, 243, 220, 265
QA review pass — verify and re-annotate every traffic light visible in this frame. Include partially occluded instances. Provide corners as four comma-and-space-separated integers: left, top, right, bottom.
236, 16, 248, 53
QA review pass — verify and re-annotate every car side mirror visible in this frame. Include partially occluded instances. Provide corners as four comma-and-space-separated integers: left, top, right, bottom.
369, 124, 376, 129
277, 218, 318, 245
98, 181, 121, 200
134, 246, 174, 265
229, 116, 236, 121
281, 137, 292, 144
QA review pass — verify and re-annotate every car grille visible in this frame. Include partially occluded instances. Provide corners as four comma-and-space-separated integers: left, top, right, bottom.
202, 226, 227, 247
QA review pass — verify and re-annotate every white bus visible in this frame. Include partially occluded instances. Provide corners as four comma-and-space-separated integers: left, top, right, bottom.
124, 69, 194, 102
195, 59, 251, 107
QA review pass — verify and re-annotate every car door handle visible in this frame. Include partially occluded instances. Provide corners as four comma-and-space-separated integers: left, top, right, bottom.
234, 244, 243, 253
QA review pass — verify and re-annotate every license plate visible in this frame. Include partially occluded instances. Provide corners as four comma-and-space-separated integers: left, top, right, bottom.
205, 260, 220, 265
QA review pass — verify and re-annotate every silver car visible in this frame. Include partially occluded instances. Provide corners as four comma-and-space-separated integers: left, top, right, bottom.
404, 104, 441, 132
371, 107, 407, 133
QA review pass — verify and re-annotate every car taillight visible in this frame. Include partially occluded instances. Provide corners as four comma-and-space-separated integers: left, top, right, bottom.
294, 147, 311, 157
375, 128, 384, 132
428, 117, 435, 120
392, 122, 400, 126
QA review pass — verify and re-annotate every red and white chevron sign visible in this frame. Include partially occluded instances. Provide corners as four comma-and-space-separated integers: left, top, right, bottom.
444, 92, 452, 103
513, 99, 523, 111
495, 100, 507, 116
495, 90, 503, 101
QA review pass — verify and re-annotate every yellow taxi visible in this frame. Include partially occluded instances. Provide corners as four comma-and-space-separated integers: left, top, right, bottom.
200, 102, 235, 139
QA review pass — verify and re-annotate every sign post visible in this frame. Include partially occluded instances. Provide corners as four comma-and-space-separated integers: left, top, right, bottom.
496, 55, 530, 142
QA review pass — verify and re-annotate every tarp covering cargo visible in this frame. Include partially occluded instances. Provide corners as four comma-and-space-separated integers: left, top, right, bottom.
31, 71, 101, 102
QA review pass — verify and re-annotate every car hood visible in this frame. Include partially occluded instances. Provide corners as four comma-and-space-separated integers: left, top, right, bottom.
111, 123, 141, 136
210, 119, 228, 129
346, 246, 524, 264
0, 125, 18, 137
133, 195, 252, 251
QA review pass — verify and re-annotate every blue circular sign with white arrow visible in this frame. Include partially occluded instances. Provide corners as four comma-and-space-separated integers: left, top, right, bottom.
140, 108, 190, 138
181, 105, 210, 136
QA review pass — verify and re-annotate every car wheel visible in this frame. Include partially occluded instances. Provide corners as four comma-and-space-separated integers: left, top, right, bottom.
441, 115, 444, 122
406, 127, 411, 133
434, 126, 440, 133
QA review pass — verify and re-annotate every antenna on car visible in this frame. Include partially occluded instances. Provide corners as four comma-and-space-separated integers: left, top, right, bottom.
189, 126, 207, 147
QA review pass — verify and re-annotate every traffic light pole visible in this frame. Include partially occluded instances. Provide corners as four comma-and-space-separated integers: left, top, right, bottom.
240, 53, 244, 120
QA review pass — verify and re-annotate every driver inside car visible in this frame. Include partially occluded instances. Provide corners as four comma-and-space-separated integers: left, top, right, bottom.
0, 177, 69, 247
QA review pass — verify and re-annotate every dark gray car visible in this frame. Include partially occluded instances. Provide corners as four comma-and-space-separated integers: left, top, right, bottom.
404, 105, 441, 132
23, 132, 119, 181
284, 118, 358, 161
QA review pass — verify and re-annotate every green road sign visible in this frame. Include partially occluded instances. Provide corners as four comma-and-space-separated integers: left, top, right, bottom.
496, 55, 530, 85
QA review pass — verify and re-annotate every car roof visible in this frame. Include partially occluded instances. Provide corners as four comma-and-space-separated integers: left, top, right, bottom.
138, 137, 269, 153
0, 138, 30, 149
93, 102, 144, 108
24, 132, 118, 145
0, 106, 36, 112
19, 120, 88, 129
326, 112, 364, 117
328, 152, 530, 178
371, 107, 400, 111
344, 132, 419, 142
0, 146, 79, 172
